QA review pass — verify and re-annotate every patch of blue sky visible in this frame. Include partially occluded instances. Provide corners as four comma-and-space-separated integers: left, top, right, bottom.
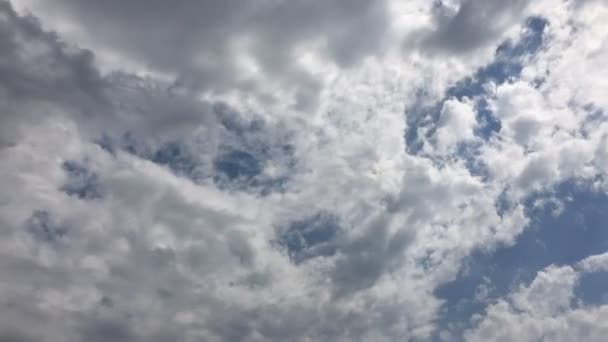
61, 160, 102, 199
212, 142, 294, 195
214, 150, 262, 180
184, 107, 296, 193
406, 16, 548, 156
433, 178, 608, 340
96, 125, 294, 195
152, 141, 201, 180
447, 16, 547, 99
454, 142, 491, 180
575, 270, 608, 307
275, 212, 340, 264
95, 132, 208, 181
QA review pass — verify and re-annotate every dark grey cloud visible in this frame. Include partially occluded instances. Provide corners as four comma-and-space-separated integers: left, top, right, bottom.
414, 0, 531, 54
0, 1, 183, 143
78, 318, 183, 342
80, 320, 137, 342
0, 330, 38, 342
0, 0, 107, 144
0, 2, 104, 103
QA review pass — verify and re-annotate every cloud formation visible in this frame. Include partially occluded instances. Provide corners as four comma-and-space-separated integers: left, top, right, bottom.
466, 252, 608, 342
1, 0, 608, 341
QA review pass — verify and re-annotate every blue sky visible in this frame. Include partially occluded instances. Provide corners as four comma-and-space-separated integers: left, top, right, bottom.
435, 179, 608, 339
1, 0, 608, 341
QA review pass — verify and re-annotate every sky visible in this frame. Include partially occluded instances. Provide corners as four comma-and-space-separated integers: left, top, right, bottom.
1, 0, 608, 341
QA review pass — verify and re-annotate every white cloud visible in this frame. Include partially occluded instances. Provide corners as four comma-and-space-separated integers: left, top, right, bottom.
432, 97, 478, 154
466, 253, 608, 342
578, 252, 608, 273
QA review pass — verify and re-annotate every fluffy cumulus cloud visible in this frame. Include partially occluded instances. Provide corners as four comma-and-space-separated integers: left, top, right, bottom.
1, 0, 608, 341
466, 252, 608, 342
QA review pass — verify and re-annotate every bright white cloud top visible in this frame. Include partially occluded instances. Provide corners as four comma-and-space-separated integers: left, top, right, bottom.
1, 0, 608, 341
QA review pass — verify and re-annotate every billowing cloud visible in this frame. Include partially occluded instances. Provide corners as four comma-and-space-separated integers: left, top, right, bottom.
1, 0, 608, 341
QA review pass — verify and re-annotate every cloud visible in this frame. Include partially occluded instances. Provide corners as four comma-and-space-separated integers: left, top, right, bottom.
1, 0, 608, 341
466, 253, 608, 342
432, 97, 478, 154
579, 252, 608, 273
434, 179, 608, 339
420, 0, 531, 54
13, 0, 391, 111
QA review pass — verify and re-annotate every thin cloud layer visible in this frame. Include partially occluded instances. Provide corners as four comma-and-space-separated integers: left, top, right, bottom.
1, 0, 608, 341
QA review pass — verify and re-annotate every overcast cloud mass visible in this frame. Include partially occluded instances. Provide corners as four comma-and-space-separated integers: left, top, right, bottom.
1, 0, 608, 341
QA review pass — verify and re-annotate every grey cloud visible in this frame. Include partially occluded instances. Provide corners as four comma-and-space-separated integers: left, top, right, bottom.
0, 2, 162, 142
26, 210, 67, 243
80, 320, 137, 342
0, 0, 299, 192
0, 1, 104, 103
0, 331, 38, 342
0, 0, 246, 164
61, 160, 102, 199
22, 0, 389, 109
416, 0, 530, 54
331, 214, 413, 296
0, 1, 108, 144
77, 318, 182, 342
275, 210, 413, 296
0, 0, 385, 217
0, 0, 244, 147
